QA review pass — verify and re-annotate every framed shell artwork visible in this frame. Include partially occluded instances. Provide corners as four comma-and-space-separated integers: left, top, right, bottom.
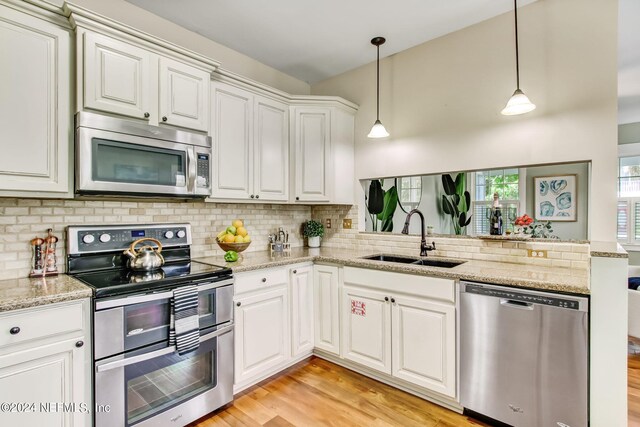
534, 174, 577, 222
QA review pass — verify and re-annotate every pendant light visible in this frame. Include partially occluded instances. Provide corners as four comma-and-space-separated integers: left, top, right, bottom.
368, 36, 390, 138
501, 0, 536, 116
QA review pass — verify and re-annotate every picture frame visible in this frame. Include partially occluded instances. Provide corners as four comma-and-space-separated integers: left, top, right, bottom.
534, 174, 577, 222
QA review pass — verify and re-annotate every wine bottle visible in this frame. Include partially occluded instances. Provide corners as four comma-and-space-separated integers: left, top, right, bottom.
489, 192, 503, 235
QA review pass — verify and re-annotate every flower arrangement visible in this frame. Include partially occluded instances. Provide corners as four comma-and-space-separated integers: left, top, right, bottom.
513, 214, 557, 239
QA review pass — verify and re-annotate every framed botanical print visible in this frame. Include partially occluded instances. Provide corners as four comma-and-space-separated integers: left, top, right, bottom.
534, 175, 577, 222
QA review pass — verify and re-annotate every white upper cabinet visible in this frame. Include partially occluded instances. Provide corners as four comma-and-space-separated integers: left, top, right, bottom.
210, 83, 253, 199
209, 81, 289, 202
70, 4, 218, 133
254, 96, 289, 201
0, 3, 72, 196
159, 57, 209, 131
291, 104, 356, 204
83, 31, 152, 120
292, 107, 331, 202
81, 30, 209, 131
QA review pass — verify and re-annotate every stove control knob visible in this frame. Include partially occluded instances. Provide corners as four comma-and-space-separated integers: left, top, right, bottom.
164, 231, 174, 239
176, 230, 186, 239
82, 234, 95, 244
99, 233, 111, 243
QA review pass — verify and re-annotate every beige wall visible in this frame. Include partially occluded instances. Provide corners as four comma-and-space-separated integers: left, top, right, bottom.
311, 0, 618, 242
52, 0, 310, 94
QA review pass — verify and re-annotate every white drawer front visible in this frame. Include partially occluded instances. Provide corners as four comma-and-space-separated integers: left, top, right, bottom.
343, 267, 455, 303
235, 268, 288, 295
0, 302, 84, 348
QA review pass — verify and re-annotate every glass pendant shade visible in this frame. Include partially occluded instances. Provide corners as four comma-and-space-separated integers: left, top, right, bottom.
368, 120, 390, 138
501, 89, 536, 115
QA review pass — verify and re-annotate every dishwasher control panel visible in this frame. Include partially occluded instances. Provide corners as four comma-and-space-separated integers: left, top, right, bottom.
464, 283, 582, 310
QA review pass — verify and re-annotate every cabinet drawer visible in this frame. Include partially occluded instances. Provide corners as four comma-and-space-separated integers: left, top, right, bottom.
235, 268, 288, 295
0, 302, 84, 348
344, 267, 455, 303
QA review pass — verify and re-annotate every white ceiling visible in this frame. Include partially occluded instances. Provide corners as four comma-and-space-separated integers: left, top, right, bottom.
619, 0, 640, 125
126, 0, 537, 84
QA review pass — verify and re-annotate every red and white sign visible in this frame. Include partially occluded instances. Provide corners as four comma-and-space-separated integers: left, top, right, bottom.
351, 300, 366, 316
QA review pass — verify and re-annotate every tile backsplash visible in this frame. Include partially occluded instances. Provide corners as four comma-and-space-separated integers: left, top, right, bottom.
312, 204, 590, 270
0, 198, 311, 280
0, 198, 590, 281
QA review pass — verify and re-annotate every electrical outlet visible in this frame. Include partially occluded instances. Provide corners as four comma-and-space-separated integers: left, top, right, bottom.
326, 219, 332, 229
343, 219, 352, 229
527, 249, 547, 258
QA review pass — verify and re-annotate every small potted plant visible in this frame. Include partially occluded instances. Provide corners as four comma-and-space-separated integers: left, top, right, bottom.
303, 220, 324, 248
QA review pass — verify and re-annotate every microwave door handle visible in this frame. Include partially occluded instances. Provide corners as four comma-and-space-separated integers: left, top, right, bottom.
186, 147, 196, 193
96, 324, 234, 372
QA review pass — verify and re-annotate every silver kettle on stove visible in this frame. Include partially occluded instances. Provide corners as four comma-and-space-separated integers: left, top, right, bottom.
123, 238, 165, 271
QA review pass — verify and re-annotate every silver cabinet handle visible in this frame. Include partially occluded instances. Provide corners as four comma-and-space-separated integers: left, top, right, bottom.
96, 324, 233, 372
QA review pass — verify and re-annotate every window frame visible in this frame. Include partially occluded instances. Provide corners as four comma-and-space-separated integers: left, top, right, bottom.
618, 143, 640, 246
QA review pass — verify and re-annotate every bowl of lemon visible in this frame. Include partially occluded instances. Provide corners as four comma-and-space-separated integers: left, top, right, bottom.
216, 219, 252, 253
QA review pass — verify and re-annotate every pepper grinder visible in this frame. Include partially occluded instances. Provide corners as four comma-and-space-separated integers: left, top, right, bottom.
43, 228, 59, 275
29, 237, 45, 277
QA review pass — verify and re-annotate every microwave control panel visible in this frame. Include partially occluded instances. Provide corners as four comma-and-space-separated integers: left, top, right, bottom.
196, 153, 210, 188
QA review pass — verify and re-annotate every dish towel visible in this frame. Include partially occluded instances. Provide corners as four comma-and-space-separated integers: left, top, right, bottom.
169, 285, 200, 355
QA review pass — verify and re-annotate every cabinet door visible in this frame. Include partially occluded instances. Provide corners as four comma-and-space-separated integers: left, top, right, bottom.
342, 286, 391, 374
0, 6, 71, 194
392, 296, 456, 397
84, 31, 151, 120
159, 57, 209, 131
313, 265, 340, 355
210, 83, 253, 199
0, 337, 85, 426
290, 266, 314, 357
234, 288, 290, 385
254, 96, 289, 201
293, 107, 331, 202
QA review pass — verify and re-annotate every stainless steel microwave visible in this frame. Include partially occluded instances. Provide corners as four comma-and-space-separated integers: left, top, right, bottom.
75, 112, 211, 198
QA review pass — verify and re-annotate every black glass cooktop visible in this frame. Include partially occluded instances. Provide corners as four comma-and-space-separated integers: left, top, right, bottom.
73, 260, 231, 298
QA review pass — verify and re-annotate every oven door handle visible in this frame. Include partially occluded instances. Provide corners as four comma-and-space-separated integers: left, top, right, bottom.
96, 324, 234, 373
95, 278, 234, 310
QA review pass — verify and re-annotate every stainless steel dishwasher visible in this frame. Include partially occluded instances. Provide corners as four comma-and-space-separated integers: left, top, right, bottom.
459, 281, 589, 427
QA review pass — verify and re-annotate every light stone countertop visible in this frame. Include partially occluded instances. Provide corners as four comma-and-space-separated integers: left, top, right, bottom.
196, 247, 591, 295
0, 275, 92, 313
589, 241, 629, 259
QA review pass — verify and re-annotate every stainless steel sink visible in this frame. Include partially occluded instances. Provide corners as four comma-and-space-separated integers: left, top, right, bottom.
362, 254, 466, 269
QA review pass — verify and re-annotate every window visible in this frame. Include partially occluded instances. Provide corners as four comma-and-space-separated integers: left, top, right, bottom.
618, 155, 640, 244
470, 168, 523, 235
397, 176, 422, 212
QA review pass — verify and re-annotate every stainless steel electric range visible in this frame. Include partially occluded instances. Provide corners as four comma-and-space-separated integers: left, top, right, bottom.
67, 223, 234, 427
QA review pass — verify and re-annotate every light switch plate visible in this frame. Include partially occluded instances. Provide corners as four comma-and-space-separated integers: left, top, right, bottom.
326, 219, 332, 229
343, 219, 352, 229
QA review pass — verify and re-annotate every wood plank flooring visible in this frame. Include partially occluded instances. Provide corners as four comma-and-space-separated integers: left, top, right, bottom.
188, 357, 487, 427
630, 349, 640, 426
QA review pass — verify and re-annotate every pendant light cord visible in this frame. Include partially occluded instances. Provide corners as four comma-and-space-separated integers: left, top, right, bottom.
376, 44, 380, 121
514, 0, 520, 90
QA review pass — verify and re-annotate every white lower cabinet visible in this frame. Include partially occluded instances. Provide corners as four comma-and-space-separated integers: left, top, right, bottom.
313, 265, 341, 355
234, 287, 290, 386
341, 286, 391, 374
391, 295, 456, 397
342, 267, 457, 399
290, 265, 314, 357
234, 263, 314, 391
0, 299, 91, 427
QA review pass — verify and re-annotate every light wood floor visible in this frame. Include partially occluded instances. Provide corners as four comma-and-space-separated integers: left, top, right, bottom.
188, 356, 488, 427
630, 350, 640, 426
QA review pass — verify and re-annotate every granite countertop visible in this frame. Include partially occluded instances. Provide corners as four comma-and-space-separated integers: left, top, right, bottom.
589, 241, 629, 259
196, 247, 590, 295
0, 275, 92, 313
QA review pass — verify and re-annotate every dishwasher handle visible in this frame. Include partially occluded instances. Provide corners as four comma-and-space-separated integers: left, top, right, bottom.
500, 298, 534, 310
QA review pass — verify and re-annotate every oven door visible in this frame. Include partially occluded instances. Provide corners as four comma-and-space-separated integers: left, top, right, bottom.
94, 279, 234, 360
95, 324, 233, 427
76, 126, 200, 196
